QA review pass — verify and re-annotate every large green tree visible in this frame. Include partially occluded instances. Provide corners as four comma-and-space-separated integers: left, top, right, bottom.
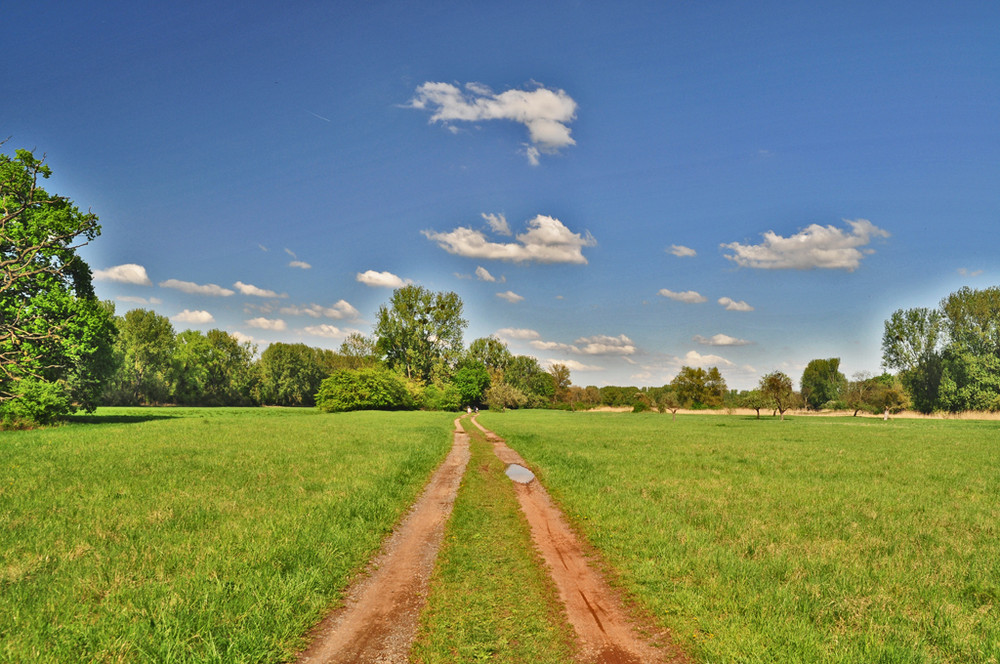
170, 329, 257, 406
670, 366, 727, 408
105, 309, 176, 405
256, 342, 329, 406
800, 357, 847, 409
0, 148, 115, 415
374, 285, 467, 382
760, 371, 796, 420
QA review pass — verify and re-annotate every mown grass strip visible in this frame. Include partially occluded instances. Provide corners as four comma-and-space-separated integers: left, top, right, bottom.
0, 407, 455, 663
479, 410, 1000, 664
411, 417, 575, 663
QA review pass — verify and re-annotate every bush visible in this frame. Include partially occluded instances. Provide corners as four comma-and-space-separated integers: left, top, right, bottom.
422, 382, 462, 411
315, 368, 413, 413
0, 379, 73, 428
485, 382, 528, 411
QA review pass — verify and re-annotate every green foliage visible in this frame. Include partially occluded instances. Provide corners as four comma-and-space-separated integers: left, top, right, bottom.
738, 389, 773, 418
452, 362, 490, 406
800, 358, 847, 409
0, 378, 72, 428
549, 363, 572, 403
169, 329, 258, 406
465, 335, 513, 373
256, 342, 328, 406
759, 370, 796, 419
504, 354, 554, 403
484, 382, 528, 411
374, 285, 467, 382
421, 382, 462, 411
670, 365, 727, 408
1, 148, 114, 409
104, 309, 176, 405
315, 367, 414, 412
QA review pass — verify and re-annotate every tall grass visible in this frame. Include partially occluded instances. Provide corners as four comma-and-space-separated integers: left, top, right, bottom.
0, 408, 454, 663
479, 410, 1000, 663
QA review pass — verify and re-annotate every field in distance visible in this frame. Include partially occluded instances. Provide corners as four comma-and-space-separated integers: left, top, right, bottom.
479, 410, 1000, 664
0, 408, 455, 663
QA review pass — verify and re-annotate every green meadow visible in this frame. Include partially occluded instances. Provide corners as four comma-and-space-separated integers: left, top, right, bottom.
0, 408, 454, 663
479, 410, 1000, 663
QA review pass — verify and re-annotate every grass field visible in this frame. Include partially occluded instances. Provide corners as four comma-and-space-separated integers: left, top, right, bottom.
478, 410, 1000, 664
411, 418, 574, 663
0, 408, 454, 663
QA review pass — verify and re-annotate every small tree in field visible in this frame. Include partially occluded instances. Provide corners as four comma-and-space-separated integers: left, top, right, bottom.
739, 389, 773, 419
656, 390, 682, 421
760, 371, 796, 420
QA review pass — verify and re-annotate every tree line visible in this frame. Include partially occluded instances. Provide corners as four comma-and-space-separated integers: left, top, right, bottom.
4, 145, 1000, 426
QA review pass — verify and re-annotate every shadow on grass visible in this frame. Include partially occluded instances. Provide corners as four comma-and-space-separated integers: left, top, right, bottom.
66, 413, 180, 425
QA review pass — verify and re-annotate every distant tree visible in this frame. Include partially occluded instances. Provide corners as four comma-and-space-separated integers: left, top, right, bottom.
170, 329, 257, 406
738, 389, 773, 419
670, 366, 727, 408
337, 333, 379, 369
505, 354, 555, 405
582, 385, 601, 407
106, 309, 176, 405
374, 285, 466, 382
466, 336, 513, 377
844, 371, 875, 416
881, 307, 944, 413
452, 362, 491, 407
484, 382, 528, 411
800, 358, 847, 409
0, 147, 116, 419
760, 371, 796, 420
867, 373, 909, 420
549, 363, 572, 402
256, 342, 327, 406
657, 389, 682, 421
315, 367, 413, 413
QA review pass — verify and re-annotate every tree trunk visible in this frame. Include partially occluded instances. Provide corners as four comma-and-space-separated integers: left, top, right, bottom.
883, 407, 889, 421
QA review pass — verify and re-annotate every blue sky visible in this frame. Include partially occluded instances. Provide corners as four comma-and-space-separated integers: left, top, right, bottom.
5, 1, 998, 389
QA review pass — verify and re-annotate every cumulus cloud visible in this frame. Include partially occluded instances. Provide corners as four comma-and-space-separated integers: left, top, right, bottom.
718, 297, 754, 312
423, 214, 596, 264
93, 263, 152, 286
302, 324, 350, 339
289, 260, 312, 270
659, 289, 707, 304
530, 334, 636, 356
172, 309, 215, 324
117, 296, 162, 305
408, 81, 577, 164
722, 219, 890, 271
234, 281, 285, 298
246, 317, 287, 331
279, 301, 359, 320
482, 213, 512, 236
694, 333, 752, 347
160, 279, 235, 297
958, 268, 984, 277
496, 328, 540, 340
356, 270, 409, 288
681, 350, 735, 368
548, 359, 604, 372
669, 245, 697, 258
231, 331, 256, 345
496, 290, 524, 303
475, 266, 502, 283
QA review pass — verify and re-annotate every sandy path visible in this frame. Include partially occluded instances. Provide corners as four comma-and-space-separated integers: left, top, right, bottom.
295, 419, 470, 664
471, 416, 687, 664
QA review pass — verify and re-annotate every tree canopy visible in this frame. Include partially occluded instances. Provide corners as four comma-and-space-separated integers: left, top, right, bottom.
374, 285, 467, 382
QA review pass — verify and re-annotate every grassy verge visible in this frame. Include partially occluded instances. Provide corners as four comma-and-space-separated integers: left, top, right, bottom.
479, 410, 1000, 664
411, 417, 574, 663
0, 407, 454, 663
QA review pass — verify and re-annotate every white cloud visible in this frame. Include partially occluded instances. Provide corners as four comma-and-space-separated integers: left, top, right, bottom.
234, 281, 285, 298
496, 328, 540, 340
93, 263, 152, 286
659, 289, 707, 304
722, 219, 890, 271
246, 317, 287, 331
408, 81, 577, 163
172, 309, 215, 324
574, 334, 636, 356
302, 324, 349, 339
482, 213, 512, 236
356, 270, 410, 288
423, 214, 596, 264
280, 301, 359, 320
958, 268, 984, 277
231, 331, 256, 345
694, 333, 752, 346
718, 297, 754, 312
681, 350, 735, 368
160, 279, 235, 297
548, 359, 604, 372
669, 245, 697, 258
496, 290, 524, 303
530, 333, 636, 356
289, 260, 312, 270
476, 266, 502, 283
116, 296, 162, 305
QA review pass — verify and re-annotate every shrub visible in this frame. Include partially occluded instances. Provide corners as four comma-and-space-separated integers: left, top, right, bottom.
422, 382, 462, 411
0, 379, 73, 428
485, 382, 528, 411
315, 368, 413, 413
